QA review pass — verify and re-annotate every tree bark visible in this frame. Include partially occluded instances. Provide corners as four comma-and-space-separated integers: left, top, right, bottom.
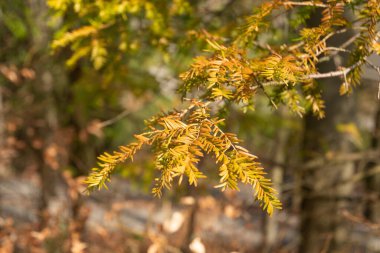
365, 102, 380, 222
298, 7, 360, 252
300, 74, 357, 252
27, 0, 72, 226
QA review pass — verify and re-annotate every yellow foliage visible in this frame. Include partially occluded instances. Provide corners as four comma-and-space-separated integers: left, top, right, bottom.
52, 26, 97, 50
50, 0, 380, 216
84, 100, 282, 215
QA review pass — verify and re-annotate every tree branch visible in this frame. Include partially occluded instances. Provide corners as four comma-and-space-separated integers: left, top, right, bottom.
98, 109, 130, 128
259, 60, 364, 87
365, 59, 380, 99
282, 1, 329, 8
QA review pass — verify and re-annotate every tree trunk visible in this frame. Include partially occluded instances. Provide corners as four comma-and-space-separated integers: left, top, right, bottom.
300, 74, 357, 253
365, 101, 380, 222
27, 0, 72, 226
298, 7, 360, 252
363, 89, 380, 252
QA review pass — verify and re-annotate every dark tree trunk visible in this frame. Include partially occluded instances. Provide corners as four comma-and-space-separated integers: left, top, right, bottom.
27, 0, 72, 227
298, 7, 360, 252
365, 102, 380, 222
300, 73, 357, 252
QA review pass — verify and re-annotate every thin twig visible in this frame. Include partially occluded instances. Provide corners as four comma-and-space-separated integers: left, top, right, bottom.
365, 59, 380, 99
302, 149, 380, 171
342, 210, 380, 231
339, 33, 361, 50
259, 60, 364, 87
289, 27, 363, 52
320, 234, 333, 253
288, 28, 348, 51
253, 73, 278, 108
98, 110, 130, 128
318, 33, 360, 62
320, 47, 351, 54
306, 62, 361, 79
282, 1, 329, 8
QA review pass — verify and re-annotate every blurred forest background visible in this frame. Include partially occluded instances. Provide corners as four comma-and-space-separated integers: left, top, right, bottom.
1, 0, 380, 252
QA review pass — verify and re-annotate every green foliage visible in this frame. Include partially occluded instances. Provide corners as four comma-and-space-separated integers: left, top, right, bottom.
50, 0, 380, 215
48, 0, 196, 69
0, 0, 33, 62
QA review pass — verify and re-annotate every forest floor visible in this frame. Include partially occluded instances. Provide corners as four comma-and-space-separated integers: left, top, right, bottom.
0, 173, 300, 253
2, 172, 378, 252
